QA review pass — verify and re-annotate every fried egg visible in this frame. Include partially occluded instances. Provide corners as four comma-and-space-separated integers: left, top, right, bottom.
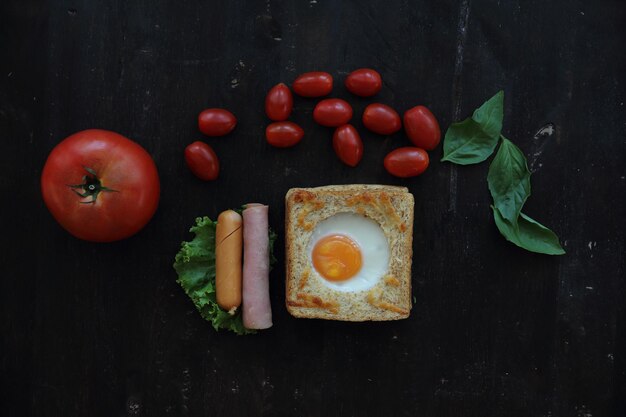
308, 212, 390, 292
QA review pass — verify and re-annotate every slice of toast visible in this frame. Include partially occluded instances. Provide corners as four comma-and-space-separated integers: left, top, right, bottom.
285, 184, 414, 321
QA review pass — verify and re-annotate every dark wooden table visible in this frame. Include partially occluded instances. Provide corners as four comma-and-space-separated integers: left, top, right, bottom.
2, 1, 625, 416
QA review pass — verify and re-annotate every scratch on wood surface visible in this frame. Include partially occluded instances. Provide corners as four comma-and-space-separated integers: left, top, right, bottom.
173, 58, 221, 66
449, 0, 471, 213
529, 122, 556, 172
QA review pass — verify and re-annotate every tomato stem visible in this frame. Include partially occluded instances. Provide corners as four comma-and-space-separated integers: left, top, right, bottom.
67, 166, 118, 204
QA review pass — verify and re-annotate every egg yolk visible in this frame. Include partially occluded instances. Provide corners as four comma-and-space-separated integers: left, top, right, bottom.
312, 234, 362, 281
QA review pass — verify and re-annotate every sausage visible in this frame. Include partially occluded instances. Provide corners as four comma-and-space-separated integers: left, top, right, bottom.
215, 210, 243, 313
242, 203, 273, 329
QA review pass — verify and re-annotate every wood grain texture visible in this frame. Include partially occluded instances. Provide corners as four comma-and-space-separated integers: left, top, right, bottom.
1, 0, 624, 416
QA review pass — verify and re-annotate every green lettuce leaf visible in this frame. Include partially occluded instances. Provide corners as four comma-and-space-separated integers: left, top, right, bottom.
173, 216, 277, 335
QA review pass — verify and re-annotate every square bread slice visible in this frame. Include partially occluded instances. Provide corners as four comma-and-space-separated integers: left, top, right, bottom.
285, 184, 414, 321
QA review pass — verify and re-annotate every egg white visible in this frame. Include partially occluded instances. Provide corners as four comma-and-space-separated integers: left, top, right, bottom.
307, 212, 390, 292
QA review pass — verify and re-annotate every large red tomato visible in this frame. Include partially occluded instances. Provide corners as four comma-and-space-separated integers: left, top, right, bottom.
41, 129, 160, 242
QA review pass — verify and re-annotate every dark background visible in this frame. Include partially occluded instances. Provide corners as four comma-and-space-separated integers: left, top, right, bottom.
1, 0, 625, 416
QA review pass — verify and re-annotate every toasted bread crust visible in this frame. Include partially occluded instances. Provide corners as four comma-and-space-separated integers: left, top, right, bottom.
285, 184, 414, 321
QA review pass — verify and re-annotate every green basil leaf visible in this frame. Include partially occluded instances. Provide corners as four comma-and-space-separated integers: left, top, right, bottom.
441, 119, 497, 165
487, 136, 531, 223
471, 90, 504, 139
492, 206, 566, 255
441, 90, 504, 165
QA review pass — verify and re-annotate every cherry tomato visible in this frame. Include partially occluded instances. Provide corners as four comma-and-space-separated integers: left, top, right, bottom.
332, 124, 363, 167
403, 105, 441, 150
362, 103, 402, 135
265, 83, 293, 121
41, 129, 160, 242
345, 68, 382, 97
184, 141, 219, 181
292, 72, 333, 97
198, 108, 237, 136
384, 147, 429, 178
265, 121, 304, 148
313, 99, 353, 127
